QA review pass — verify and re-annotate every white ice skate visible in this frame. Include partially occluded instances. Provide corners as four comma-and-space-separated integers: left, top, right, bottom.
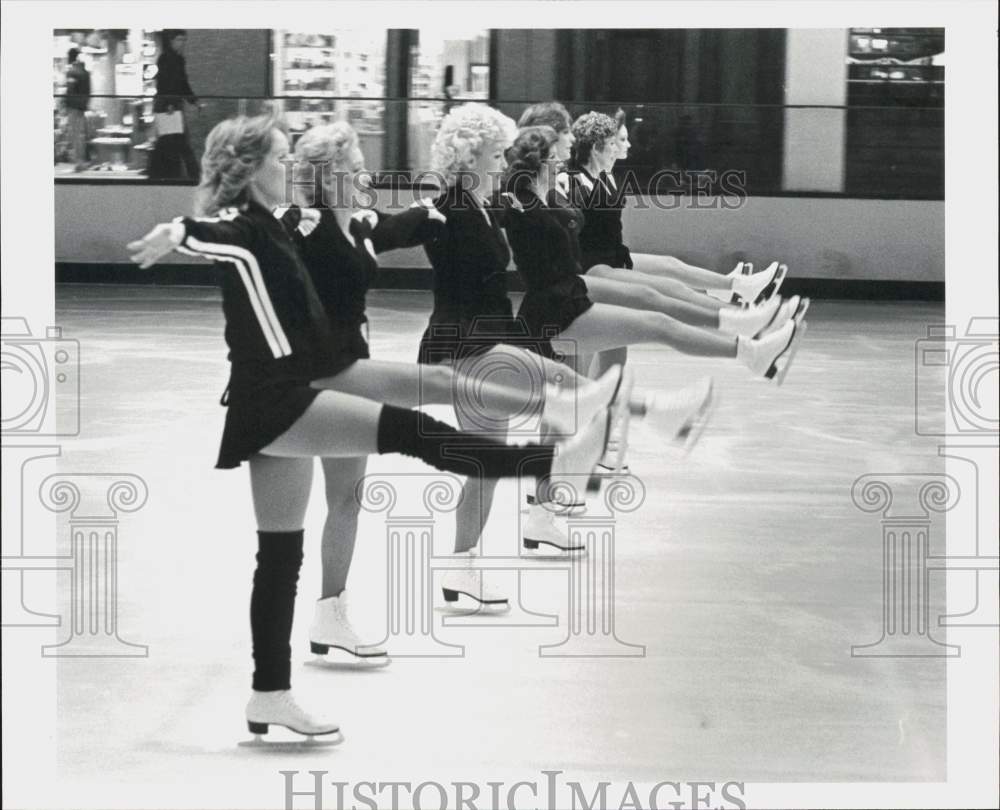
542, 364, 623, 437
440, 551, 510, 611
734, 261, 787, 306
706, 261, 753, 303
523, 491, 587, 516
737, 299, 808, 385
718, 294, 783, 338
241, 689, 342, 748
308, 592, 389, 667
595, 429, 631, 476
640, 376, 716, 453
522, 503, 586, 556
755, 295, 804, 338
550, 366, 628, 493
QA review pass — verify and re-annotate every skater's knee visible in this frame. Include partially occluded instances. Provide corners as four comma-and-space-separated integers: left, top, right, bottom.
421, 364, 454, 403
324, 481, 363, 514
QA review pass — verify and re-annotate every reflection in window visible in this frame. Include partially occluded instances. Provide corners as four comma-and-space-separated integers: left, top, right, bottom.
272, 29, 388, 169
408, 29, 490, 172
845, 28, 944, 197
53, 29, 159, 176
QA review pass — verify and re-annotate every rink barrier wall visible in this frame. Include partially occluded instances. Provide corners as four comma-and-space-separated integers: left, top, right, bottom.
54, 183, 944, 296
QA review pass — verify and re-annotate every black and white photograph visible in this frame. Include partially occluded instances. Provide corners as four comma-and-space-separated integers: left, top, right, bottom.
2, 2, 998, 809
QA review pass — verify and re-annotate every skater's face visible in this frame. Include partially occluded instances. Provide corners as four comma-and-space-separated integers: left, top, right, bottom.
554, 128, 575, 162
250, 129, 291, 209
614, 125, 631, 161
474, 139, 509, 196
170, 35, 186, 53
594, 136, 617, 172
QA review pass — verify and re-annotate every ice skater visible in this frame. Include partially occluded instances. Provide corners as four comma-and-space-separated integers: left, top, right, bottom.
284, 118, 714, 626
126, 111, 621, 745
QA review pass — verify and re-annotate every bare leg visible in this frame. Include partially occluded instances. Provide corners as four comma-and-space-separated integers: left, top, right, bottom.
555, 303, 738, 357
249, 455, 314, 531
587, 264, 726, 311
312, 358, 543, 419
582, 274, 720, 327
318, 456, 368, 599
630, 252, 734, 292
452, 410, 506, 555
262, 391, 382, 458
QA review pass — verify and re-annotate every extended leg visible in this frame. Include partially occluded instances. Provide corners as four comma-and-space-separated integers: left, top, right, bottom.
582, 274, 720, 327
629, 252, 731, 291
587, 263, 726, 310
556, 303, 738, 357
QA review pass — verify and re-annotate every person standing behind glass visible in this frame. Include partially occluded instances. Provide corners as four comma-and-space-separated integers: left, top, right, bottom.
149, 29, 200, 180
64, 48, 91, 171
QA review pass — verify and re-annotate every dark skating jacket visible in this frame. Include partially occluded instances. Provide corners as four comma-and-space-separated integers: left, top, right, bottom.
422, 183, 513, 322
502, 188, 585, 291
175, 199, 341, 385
566, 166, 633, 271
281, 204, 441, 329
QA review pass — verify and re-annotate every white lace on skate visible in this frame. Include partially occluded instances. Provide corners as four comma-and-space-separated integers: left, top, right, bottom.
309, 592, 388, 660
242, 689, 342, 747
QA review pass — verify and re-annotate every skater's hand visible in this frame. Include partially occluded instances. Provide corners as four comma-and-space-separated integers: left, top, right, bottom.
412, 197, 445, 223
127, 222, 184, 268
352, 209, 379, 229
297, 208, 321, 236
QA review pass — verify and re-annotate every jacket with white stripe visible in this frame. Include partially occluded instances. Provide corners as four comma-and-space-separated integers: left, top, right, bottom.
176, 199, 340, 385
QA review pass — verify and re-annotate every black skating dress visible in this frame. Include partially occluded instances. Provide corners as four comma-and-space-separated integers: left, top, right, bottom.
567, 166, 633, 272
174, 200, 345, 469
501, 188, 594, 359
281, 204, 441, 371
416, 184, 523, 365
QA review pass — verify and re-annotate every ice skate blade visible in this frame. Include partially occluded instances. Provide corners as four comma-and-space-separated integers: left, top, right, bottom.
239, 729, 344, 749
309, 640, 389, 660
765, 319, 807, 386
441, 588, 510, 613
754, 263, 788, 305
306, 649, 392, 671
674, 383, 717, 455
522, 537, 587, 556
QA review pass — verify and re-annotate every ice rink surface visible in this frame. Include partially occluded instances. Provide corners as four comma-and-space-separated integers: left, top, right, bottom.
35, 285, 948, 807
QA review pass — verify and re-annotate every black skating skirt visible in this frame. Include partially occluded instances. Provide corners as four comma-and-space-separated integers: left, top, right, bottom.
515, 276, 594, 360
416, 297, 521, 365
581, 244, 634, 273
215, 349, 361, 470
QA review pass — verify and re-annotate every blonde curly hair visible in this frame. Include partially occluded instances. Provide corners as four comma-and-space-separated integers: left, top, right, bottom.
195, 111, 285, 216
430, 103, 518, 186
293, 121, 365, 206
